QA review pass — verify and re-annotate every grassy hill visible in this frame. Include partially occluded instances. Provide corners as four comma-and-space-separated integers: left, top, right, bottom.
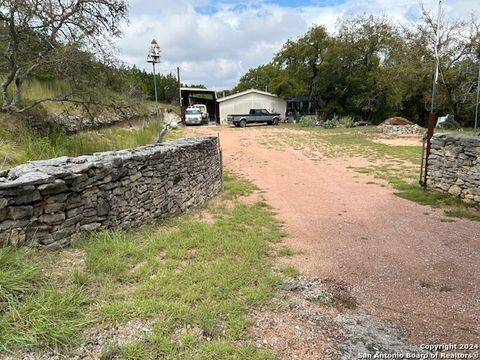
0, 80, 181, 170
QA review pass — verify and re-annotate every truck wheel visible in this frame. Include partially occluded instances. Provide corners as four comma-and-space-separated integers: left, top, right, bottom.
239, 119, 247, 128
273, 118, 279, 126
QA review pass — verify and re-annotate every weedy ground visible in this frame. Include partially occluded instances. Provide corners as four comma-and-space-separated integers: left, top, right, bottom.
0, 172, 287, 359
0, 112, 185, 171
258, 125, 479, 221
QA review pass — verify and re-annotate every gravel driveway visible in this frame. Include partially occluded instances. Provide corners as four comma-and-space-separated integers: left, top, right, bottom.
193, 125, 480, 345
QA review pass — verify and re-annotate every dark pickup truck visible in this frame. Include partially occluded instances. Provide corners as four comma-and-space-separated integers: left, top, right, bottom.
228, 109, 281, 127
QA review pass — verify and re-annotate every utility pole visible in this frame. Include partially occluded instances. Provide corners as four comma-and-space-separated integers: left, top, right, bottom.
430, 0, 442, 115
475, 62, 480, 130
422, 0, 442, 188
177, 66, 182, 120
147, 39, 161, 142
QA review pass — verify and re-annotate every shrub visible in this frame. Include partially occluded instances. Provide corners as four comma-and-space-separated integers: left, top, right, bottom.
323, 118, 339, 129
298, 115, 317, 127
339, 116, 355, 128
440, 115, 461, 130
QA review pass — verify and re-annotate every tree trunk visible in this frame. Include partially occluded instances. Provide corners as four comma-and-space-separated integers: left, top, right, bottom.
1, 69, 16, 110
12, 75, 22, 110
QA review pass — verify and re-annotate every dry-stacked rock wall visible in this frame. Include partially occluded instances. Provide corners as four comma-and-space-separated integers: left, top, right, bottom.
427, 134, 480, 203
0, 137, 222, 248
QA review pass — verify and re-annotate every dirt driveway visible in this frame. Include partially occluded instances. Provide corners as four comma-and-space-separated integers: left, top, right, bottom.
192, 125, 480, 345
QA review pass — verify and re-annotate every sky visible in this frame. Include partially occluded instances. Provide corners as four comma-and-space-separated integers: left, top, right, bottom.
114, 0, 480, 90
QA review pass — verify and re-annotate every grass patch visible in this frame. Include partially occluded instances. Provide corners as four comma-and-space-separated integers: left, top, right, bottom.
0, 112, 184, 170
0, 248, 89, 353
76, 197, 282, 357
0, 172, 283, 358
279, 265, 300, 278
222, 170, 257, 199
0, 287, 89, 352
0, 248, 43, 304
277, 246, 295, 257
444, 209, 480, 221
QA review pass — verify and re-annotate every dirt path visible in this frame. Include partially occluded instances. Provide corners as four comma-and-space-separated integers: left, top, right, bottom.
193, 125, 480, 346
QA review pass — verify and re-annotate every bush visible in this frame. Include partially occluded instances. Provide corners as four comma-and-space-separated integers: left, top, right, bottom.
323, 118, 339, 129
339, 116, 355, 128
440, 115, 461, 130
298, 115, 317, 127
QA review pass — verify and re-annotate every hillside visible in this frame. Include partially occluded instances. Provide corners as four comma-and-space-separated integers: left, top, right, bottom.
0, 80, 181, 170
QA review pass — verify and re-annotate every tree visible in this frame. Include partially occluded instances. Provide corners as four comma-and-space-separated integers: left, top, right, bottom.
417, 6, 480, 125
329, 16, 400, 122
232, 64, 298, 98
274, 26, 330, 113
0, 0, 128, 113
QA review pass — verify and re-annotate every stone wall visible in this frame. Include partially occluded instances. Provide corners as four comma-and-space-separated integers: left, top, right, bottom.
427, 134, 480, 203
0, 137, 222, 248
382, 125, 420, 135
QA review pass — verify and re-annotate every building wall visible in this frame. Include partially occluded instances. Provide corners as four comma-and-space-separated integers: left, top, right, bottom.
0, 137, 222, 248
427, 134, 480, 204
219, 93, 287, 123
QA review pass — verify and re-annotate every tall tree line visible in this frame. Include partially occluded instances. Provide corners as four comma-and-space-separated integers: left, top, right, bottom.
234, 14, 480, 126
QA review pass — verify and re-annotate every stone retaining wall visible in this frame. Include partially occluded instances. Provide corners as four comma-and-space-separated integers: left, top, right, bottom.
427, 134, 480, 203
382, 125, 420, 135
0, 137, 222, 248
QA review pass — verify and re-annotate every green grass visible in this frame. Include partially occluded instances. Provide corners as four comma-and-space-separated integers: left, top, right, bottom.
444, 209, 480, 221
279, 265, 300, 278
0, 287, 90, 352
222, 170, 257, 199
0, 77, 182, 170
0, 113, 186, 170
0, 173, 283, 358
0, 248, 43, 304
277, 246, 295, 257
0, 248, 89, 353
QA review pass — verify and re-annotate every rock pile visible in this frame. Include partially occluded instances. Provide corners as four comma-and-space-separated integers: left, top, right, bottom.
382, 125, 420, 135
428, 134, 480, 203
0, 137, 222, 248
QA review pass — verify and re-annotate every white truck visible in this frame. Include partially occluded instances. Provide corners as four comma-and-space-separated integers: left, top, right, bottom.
192, 104, 209, 122
185, 107, 204, 125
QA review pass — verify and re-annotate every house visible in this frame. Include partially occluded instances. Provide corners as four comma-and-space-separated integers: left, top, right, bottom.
217, 89, 287, 124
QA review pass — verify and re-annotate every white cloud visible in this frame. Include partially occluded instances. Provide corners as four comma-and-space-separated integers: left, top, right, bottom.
114, 0, 480, 89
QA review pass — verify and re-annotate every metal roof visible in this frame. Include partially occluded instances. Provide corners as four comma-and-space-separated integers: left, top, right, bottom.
180, 87, 216, 93
217, 89, 281, 103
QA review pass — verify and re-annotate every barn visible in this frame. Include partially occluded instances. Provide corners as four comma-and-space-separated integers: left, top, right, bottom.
217, 89, 287, 124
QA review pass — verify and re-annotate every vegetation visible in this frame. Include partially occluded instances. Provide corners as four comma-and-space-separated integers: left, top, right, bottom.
235, 12, 480, 127
260, 126, 479, 221
0, 110, 186, 170
0, 1, 190, 125
0, 173, 283, 358
0, 248, 90, 352
0, 0, 128, 113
